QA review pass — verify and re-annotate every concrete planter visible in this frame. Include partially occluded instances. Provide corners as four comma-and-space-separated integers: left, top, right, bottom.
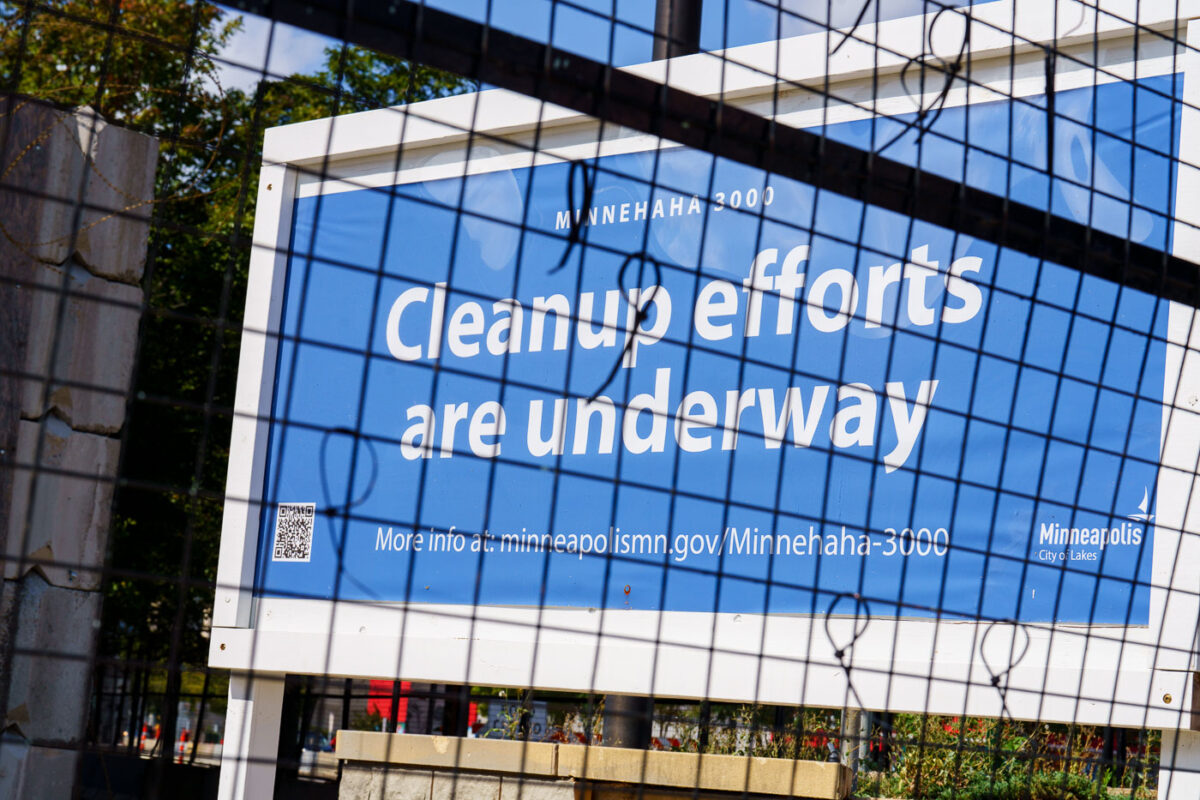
336, 732, 851, 800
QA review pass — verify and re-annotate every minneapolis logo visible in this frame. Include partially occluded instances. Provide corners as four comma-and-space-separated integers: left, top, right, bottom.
1128, 487, 1154, 523
1037, 487, 1152, 550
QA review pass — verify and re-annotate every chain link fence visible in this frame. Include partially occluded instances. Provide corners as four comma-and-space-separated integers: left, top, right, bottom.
1, 1, 1198, 799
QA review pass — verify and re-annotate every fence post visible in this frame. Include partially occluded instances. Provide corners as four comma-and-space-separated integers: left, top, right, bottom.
841, 708, 864, 791
217, 672, 285, 800
1159, 729, 1200, 799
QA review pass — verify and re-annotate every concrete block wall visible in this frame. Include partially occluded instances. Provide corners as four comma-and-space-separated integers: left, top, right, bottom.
0, 95, 156, 799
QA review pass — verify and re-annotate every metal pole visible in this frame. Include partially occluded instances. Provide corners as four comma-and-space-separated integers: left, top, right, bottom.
603, 694, 653, 748
698, 701, 712, 752
653, 0, 703, 60
597, 6, 699, 731
386, 680, 402, 732
443, 683, 470, 737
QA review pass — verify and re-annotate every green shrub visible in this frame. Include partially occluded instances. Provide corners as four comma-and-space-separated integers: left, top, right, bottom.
885, 714, 1037, 797
929, 771, 1101, 800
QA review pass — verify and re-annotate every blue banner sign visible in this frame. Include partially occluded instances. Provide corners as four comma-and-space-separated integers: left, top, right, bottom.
256, 76, 1178, 624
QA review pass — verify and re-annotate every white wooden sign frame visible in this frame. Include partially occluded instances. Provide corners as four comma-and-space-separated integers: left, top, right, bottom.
211, 3, 1200, 797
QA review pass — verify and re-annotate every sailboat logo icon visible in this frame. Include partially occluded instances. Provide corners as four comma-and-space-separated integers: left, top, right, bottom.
1128, 488, 1154, 523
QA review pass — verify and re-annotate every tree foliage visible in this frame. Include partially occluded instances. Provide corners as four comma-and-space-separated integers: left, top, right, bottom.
1, 0, 473, 668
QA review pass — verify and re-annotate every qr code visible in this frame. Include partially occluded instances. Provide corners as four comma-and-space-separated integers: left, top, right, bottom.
272, 503, 316, 562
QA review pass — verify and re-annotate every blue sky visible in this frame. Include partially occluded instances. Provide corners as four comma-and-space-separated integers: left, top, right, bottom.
215, 0, 975, 90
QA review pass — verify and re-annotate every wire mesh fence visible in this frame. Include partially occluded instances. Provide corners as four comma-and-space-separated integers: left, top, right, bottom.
1, 1, 1198, 799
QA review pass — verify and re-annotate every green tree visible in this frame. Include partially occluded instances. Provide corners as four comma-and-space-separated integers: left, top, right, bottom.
1, 0, 472, 753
